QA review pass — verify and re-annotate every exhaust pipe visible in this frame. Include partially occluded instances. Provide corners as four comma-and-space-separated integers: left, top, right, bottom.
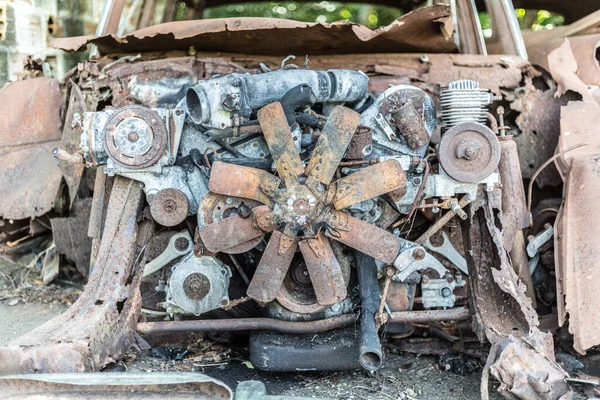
355, 251, 383, 371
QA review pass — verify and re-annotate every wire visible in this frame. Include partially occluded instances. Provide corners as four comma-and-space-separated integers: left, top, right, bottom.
527, 142, 590, 216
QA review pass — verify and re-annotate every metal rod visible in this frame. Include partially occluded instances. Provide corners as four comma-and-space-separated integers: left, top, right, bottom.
388, 308, 471, 323
415, 195, 472, 245
137, 314, 357, 335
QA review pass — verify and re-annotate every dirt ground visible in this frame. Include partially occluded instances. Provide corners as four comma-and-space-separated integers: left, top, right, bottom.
0, 261, 592, 400
0, 265, 502, 400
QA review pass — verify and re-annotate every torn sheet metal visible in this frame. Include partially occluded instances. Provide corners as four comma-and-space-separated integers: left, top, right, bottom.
547, 40, 597, 103
0, 142, 63, 220
489, 337, 572, 400
554, 100, 600, 354
463, 192, 535, 343
0, 372, 232, 399
0, 177, 149, 374
0, 78, 64, 219
52, 6, 457, 56
465, 192, 572, 398
510, 82, 563, 187
525, 27, 600, 87
0, 77, 63, 148
50, 198, 94, 278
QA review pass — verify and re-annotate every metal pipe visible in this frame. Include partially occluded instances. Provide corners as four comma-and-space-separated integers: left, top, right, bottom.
136, 314, 356, 335
388, 308, 471, 323
355, 252, 383, 372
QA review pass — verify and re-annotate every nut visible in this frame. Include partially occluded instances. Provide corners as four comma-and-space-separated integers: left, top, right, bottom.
412, 248, 425, 260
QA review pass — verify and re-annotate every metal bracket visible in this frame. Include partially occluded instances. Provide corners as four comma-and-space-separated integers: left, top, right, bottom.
424, 231, 468, 275
393, 242, 448, 282
143, 230, 193, 277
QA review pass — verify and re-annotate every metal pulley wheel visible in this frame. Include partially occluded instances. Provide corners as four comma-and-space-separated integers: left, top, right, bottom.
439, 122, 501, 183
150, 188, 190, 227
197, 192, 263, 254
103, 105, 168, 169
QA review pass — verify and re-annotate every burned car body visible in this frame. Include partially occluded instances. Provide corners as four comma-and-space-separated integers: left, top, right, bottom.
4, 2, 600, 399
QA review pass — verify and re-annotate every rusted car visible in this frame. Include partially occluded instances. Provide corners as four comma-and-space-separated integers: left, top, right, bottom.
1, 1, 600, 398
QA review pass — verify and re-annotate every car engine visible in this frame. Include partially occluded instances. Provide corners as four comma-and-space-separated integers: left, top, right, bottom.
74, 66, 506, 372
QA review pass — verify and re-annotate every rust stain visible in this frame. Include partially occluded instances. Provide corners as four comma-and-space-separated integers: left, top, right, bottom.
0, 177, 148, 374
333, 159, 406, 210
0, 78, 63, 148
52, 6, 456, 56
555, 100, 600, 354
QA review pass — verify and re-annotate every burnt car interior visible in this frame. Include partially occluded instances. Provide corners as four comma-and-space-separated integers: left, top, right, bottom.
2, 0, 600, 399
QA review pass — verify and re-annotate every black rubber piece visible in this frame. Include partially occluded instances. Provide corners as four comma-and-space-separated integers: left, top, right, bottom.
249, 328, 361, 372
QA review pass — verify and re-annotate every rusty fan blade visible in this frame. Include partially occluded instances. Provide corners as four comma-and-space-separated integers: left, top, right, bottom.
257, 102, 304, 186
199, 206, 270, 253
299, 233, 347, 305
209, 161, 280, 207
326, 211, 401, 264
332, 160, 406, 210
305, 106, 360, 186
246, 230, 298, 303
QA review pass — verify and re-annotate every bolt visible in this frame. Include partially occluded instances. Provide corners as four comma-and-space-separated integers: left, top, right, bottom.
422, 276, 430, 284
441, 287, 452, 298
237, 204, 252, 218
225, 197, 233, 205
174, 237, 189, 251
331, 303, 341, 312
463, 146, 478, 160
449, 201, 467, 220
127, 131, 139, 142
412, 177, 422, 185
431, 207, 441, 213
163, 199, 177, 213
412, 248, 425, 260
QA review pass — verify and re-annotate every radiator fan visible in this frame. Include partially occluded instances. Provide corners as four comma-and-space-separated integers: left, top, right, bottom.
199, 102, 406, 305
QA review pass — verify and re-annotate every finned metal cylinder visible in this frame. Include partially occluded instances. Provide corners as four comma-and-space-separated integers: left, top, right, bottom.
440, 80, 495, 128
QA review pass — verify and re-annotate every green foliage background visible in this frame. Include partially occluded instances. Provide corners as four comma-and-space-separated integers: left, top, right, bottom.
197, 1, 564, 31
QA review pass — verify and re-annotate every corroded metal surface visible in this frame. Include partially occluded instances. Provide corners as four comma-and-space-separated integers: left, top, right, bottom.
52, 6, 456, 55
0, 143, 63, 220
137, 314, 357, 335
0, 77, 64, 220
201, 103, 403, 306
299, 233, 347, 305
209, 161, 280, 207
439, 122, 501, 183
198, 207, 269, 253
554, 100, 600, 354
333, 160, 406, 210
326, 211, 401, 265
344, 126, 372, 160
258, 102, 305, 186
305, 106, 361, 186
0, 177, 148, 374
150, 188, 190, 227
498, 136, 530, 251
0, 77, 62, 148
247, 230, 298, 303
0, 373, 232, 399
103, 106, 168, 169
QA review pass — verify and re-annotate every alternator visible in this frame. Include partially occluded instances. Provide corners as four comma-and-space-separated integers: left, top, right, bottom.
165, 253, 231, 315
